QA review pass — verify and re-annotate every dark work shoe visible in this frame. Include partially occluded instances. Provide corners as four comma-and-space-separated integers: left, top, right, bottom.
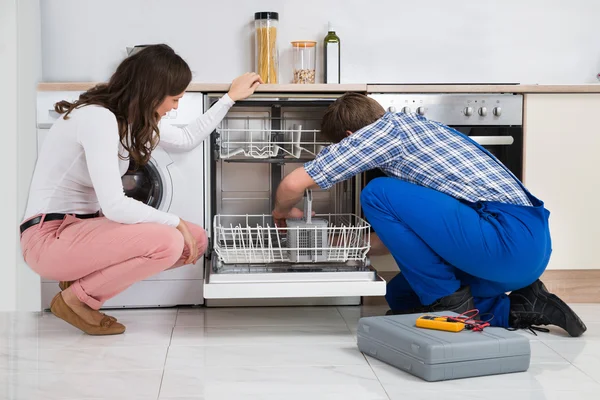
426, 286, 475, 314
509, 279, 587, 337
386, 286, 475, 316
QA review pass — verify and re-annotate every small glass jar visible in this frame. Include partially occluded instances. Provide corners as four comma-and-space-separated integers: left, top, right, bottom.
255, 12, 279, 84
291, 41, 316, 84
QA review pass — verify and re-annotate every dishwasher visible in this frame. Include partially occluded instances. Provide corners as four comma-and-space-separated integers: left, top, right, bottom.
202, 92, 386, 304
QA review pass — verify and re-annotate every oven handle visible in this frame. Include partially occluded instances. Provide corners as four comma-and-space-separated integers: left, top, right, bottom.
469, 136, 514, 146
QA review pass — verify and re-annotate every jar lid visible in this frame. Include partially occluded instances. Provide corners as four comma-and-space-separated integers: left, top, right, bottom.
291, 41, 317, 48
255, 12, 279, 20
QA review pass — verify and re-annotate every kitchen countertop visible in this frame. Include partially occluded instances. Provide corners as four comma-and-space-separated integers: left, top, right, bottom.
36, 83, 368, 93
367, 84, 600, 93
37, 82, 600, 93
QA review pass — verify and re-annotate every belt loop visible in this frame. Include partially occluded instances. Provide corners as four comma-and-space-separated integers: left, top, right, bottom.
39, 213, 47, 230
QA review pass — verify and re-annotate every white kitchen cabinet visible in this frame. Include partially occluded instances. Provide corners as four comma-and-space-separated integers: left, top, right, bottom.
524, 94, 600, 270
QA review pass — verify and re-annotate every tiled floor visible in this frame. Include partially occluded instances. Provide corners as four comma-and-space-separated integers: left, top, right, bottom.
1, 303, 599, 399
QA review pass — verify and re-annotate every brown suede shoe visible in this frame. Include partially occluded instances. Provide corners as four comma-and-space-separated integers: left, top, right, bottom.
58, 281, 117, 322
50, 293, 126, 336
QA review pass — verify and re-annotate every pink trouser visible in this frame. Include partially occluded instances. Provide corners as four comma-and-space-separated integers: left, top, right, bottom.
20, 214, 208, 310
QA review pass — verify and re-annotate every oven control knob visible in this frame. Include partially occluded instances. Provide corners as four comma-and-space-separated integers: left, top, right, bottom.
401, 106, 412, 113
478, 107, 488, 116
493, 107, 502, 116
388, 106, 397, 113
463, 106, 473, 116
416, 106, 425, 115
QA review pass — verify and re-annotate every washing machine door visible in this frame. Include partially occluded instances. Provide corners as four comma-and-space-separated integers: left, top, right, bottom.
121, 148, 173, 212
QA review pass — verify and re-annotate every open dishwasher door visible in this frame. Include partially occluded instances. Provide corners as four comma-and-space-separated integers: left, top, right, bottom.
203, 201, 386, 300
202, 93, 386, 302
203, 264, 386, 300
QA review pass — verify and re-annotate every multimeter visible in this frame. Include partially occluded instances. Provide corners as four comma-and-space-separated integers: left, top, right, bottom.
416, 315, 466, 332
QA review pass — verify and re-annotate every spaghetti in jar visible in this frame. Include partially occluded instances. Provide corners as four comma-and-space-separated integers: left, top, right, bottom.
254, 12, 279, 84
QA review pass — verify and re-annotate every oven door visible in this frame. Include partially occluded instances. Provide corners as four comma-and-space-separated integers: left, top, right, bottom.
451, 125, 524, 180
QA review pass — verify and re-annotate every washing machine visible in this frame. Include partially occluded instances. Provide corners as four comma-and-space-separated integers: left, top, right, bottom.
35, 90, 206, 309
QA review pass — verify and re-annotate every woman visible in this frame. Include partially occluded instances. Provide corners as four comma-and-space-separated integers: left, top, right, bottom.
20, 44, 262, 335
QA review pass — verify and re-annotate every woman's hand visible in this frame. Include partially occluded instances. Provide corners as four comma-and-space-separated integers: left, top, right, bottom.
176, 219, 199, 264
228, 72, 263, 102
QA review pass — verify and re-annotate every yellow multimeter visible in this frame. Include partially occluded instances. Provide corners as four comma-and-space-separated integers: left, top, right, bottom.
416, 315, 465, 332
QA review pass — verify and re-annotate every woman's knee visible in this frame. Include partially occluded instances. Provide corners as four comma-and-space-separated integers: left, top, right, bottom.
185, 222, 208, 255
146, 224, 185, 263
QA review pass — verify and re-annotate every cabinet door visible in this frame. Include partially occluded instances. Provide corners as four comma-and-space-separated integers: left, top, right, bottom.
524, 94, 600, 270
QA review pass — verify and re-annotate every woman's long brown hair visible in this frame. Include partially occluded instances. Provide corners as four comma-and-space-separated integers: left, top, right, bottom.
54, 44, 192, 165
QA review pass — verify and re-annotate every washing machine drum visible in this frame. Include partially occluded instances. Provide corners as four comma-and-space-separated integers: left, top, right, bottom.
122, 159, 163, 209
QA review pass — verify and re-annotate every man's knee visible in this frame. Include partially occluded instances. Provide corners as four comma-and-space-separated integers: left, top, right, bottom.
361, 177, 390, 207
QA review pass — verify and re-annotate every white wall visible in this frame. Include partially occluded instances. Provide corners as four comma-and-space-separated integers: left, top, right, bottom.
17, 0, 43, 311
0, 0, 42, 312
40, 0, 600, 84
0, 0, 19, 311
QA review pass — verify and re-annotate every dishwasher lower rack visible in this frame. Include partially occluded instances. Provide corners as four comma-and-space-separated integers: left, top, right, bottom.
212, 214, 371, 265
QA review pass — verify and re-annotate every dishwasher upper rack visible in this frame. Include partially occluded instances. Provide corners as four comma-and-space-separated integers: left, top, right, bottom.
213, 214, 371, 264
215, 115, 330, 160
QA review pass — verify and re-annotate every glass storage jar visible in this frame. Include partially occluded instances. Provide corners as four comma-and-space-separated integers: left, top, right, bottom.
291, 41, 316, 84
255, 11, 279, 84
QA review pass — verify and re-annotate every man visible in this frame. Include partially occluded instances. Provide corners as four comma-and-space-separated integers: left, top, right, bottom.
272, 92, 586, 337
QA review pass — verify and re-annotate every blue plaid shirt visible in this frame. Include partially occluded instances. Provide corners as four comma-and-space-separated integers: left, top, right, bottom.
304, 112, 532, 207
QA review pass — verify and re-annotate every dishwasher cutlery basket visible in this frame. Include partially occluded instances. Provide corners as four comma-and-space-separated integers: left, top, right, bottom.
285, 190, 329, 263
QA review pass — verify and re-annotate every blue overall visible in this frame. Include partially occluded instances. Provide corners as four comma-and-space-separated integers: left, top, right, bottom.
361, 139, 552, 328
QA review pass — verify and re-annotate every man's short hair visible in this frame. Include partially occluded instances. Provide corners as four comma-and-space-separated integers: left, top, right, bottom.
320, 92, 386, 143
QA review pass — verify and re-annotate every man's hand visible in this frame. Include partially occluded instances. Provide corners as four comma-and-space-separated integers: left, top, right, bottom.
272, 207, 305, 227
272, 167, 319, 223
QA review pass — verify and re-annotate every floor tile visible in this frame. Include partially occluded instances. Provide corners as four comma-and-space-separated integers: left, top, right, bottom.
0, 370, 163, 400
569, 304, 600, 323
528, 341, 569, 364
0, 312, 74, 333
175, 306, 347, 327
381, 389, 598, 400
542, 339, 600, 363
159, 397, 205, 400
165, 343, 367, 369
336, 305, 389, 337
1, 325, 174, 350
369, 360, 600, 393
0, 346, 168, 373
170, 325, 354, 347
336, 305, 388, 327
2, 304, 600, 400
101, 308, 178, 326
543, 339, 600, 382
0, 309, 177, 334
159, 365, 388, 399
533, 322, 600, 342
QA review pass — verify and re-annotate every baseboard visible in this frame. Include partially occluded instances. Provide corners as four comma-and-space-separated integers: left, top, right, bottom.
364, 270, 600, 306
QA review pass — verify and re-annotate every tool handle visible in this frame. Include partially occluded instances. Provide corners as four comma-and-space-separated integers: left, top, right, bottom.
303, 189, 312, 224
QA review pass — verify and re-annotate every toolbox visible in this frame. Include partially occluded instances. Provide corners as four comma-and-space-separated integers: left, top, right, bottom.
357, 312, 531, 382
